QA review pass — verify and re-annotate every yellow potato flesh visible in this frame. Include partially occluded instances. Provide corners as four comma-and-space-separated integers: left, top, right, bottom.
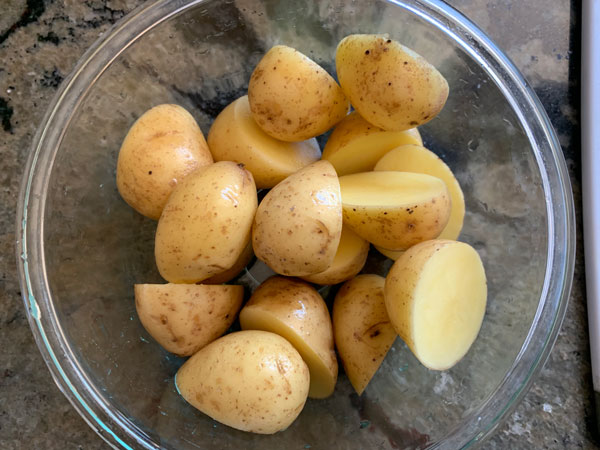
300, 226, 369, 285
207, 96, 321, 188
322, 111, 421, 176
252, 160, 342, 276
176, 330, 309, 434
384, 240, 487, 370
333, 275, 396, 395
248, 45, 350, 141
375, 144, 465, 240
239, 277, 338, 399
339, 171, 451, 250
134, 284, 243, 356
116, 104, 213, 220
155, 161, 257, 283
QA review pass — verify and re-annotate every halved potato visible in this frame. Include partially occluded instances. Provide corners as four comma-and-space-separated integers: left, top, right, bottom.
134, 284, 243, 356
300, 226, 369, 285
333, 275, 396, 395
374, 144, 465, 240
176, 330, 309, 434
239, 276, 338, 399
203, 241, 253, 285
252, 160, 342, 276
116, 104, 213, 220
207, 96, 321, 188
155, 161, 257, 283
339, 171, 451, 250
248, 45, 350, 141
336, 35, 449, 131
322, 111, 421, 175
384, 240, 487, 370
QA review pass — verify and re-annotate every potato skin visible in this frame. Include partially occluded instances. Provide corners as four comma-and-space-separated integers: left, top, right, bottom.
252, 160, 342, 276
248, 45, 350, 142
333, 275, 396, 395
155, 161, 257, 283
239, 276, 338, 398
300, 226, 369, 285
134, 284, 243, 356
207, 96, 321, 188
336, 35, 449, 131
116, 104, 213, 220
176, 330, 310, 434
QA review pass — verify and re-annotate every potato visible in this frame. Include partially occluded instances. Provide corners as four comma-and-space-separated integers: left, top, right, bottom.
333, 275, 396, 395
207, 96, 321, 188
203, 241, 254, 285
300, 226, 369, 285
374, 144, 465, 240
322, 111, 422, 175
134, 284, 243, 356
155, 161, 257, 283
339, 171, 451, 250
248, 45, 350, 142
176, 330, 309, 434
116, 104, 213, 220
384, 240, 487, 370
336, 35, 449, 131
252, 160, 342, 276
375, 246, 404, 261
239, 277, 338, 399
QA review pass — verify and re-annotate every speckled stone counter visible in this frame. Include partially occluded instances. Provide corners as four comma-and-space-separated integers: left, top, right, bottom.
0, 0, 589, 449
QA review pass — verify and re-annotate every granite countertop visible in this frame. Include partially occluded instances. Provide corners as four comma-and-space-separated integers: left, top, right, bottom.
0, 0, 590, 448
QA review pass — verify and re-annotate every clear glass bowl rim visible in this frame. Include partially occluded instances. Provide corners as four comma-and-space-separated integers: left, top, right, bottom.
15, 0, 576, 448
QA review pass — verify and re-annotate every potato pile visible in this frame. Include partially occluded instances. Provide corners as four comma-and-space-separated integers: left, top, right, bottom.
116, 34, 487, 435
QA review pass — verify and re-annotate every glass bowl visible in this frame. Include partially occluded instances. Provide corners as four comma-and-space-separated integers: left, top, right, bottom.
16, 0, 575, 448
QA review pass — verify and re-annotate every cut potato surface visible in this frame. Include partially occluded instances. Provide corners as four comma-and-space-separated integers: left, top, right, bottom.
336, 35, 448, 131
333, 275, 396, 395
176, 330, 309, 434
239, 277, 338, 398
384, 240, 487, 370
339, 171, 451, 250
207, 96, 321, 188
135, 284, 243, 356
300, 226, 369, 285
322, 111, 421, 176
249, 45, 350, 141
252, 160, 342, 276
374, 144, 465, 240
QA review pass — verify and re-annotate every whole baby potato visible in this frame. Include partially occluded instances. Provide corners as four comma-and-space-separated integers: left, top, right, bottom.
135, 283, 243, 356
207, 96, 321, 188
176, 330, 310, 434
336, 35, 449, 131
248, 45, 350, 142
155, 161, 257, 283
116, 104, 213, 219
252, 160, 342, 276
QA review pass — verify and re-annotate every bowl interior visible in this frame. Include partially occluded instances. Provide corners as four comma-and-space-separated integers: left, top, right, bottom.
41, 0, 548, 448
